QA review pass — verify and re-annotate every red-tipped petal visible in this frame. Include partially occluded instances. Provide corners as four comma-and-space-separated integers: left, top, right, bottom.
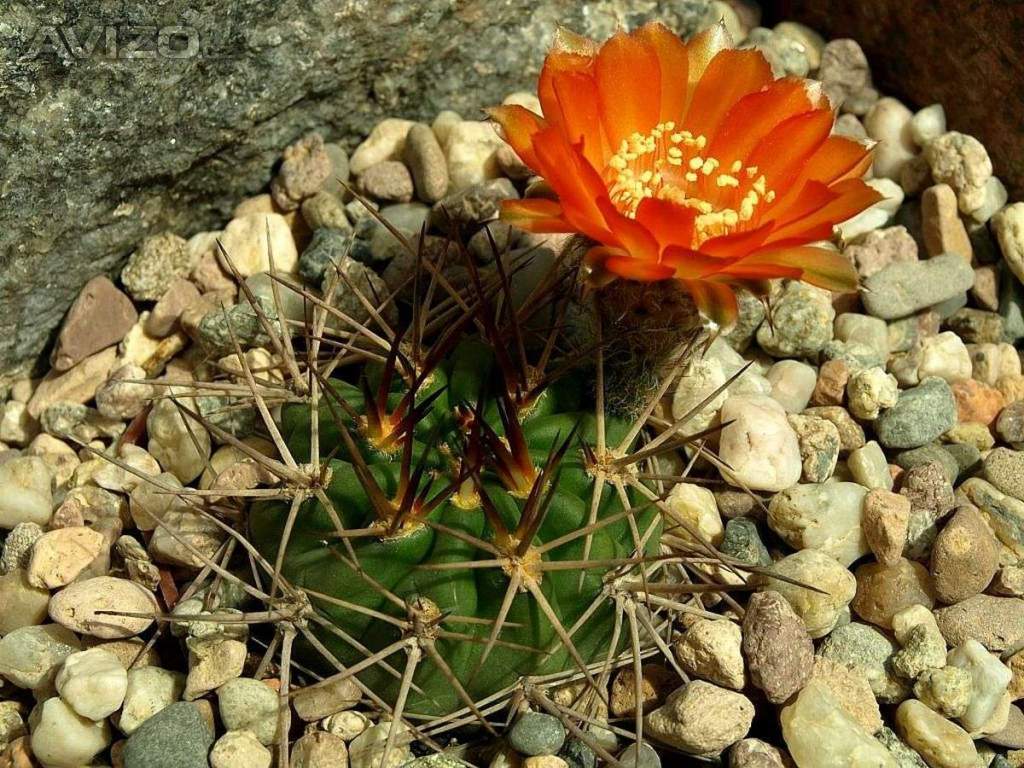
595, 30, 662, 146
500, 199, 574, 233
683, 48, 773, 141
634, 198, 697, 252
681, 279, 739, 329
746, 108, 835, 193
635, 22, 689, 125
486, 104, 546, 171
766, 179, 883, 243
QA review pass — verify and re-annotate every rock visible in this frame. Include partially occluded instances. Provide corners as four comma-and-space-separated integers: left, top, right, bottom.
271, 133, 332, 210
122, 701, 214, 768
94, 364, 153, 421
644, 681, 753, 756
849, 440, 894, 491
51, 276, 138, 371
29, 697, 112, 768
0, 400, 37, 447
718, 395, 802, 492
952, 378, 1005, 425
184, 635, 246, 700
890, 606, 947, 680
27, 526, 106, 589
935, 595, 1024, 654
984, 448, 1024, 501
909, 103, 946, 145
847, 367, 899, 420
756, 282, 835, 358
609, 665, 673, 718
994, 203, 1024, 284
811, 655, 883, 734
787, 413, 841, 482
428, 178, 518, 231
402, 123, 449, 203
914, 666, 973, 719
767, 360, 817, 413
946, 308, 1004, 345
348, 718, 413, 768
321, 251, 398, 328
298, 228, 353, 284
675, 619, 744, 690
922, 185, 972, 261
321, 710, 369, 741
145, 278, 201, 338
292, 675, 361, 722
210, 730, 273, 768
930, 506, 1000, 604
0, 456, 53, 529
875, 378, 957, 449
780, 681, 897, 768
49, 576, 158, 639
27, 345, 118, 418
844, 226, 918, 280
119, 667, 186, 735
146, 397, 212, 484
863, 97, 916, 181
924, 131, 993, 213
217, 677, 279, 745
1, 521, 43, 572
862, 254, 974, 321
0, 569, 50, 634
946, 639, 1011, 733
443, 120, 505, 192
55, 648, 128, 721
357, 160, 414, 203
852, 558, 936, 629
218, 213, 299, 277
291, 731, 349, 767
350, 119, 414, 175
767, 482, 867, 565
765, 549, 856, 638
987, 703, 1024, 749
818, 38, 873, 109
121, 233, 193, 302
917, 332, 972, 383
742, 591, 813, 703
720, 517, 771, 568
301, 191, 351, 231
729, 738, 787, 768
663, 482, 723, 547
0, 624, 80, 689
895, 699, 978, 768
803, 405, 865, 452
509, 712, 566, 757
970, 342, 1021, 386
862, 489, 910, 565
819, 622, 908, 704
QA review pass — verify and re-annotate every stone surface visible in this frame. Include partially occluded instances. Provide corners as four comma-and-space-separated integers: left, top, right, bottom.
292, 675, 361, 722
48, 576, 158, 639
934, 595, 1024, 654
818, 622, 907, 704
764, 550, 857, 638
811, 656, 883, 734
119, 666, 186, 735
0, 623, 80, 689
742, 591, 813, 704
946, 638, 1012, 733
767, 482, 867, 566
852, 558, 936, 630
50, 276, 138, 371
675, 619, 744, 690
210, 730, 273, 768
875, 378, 957, 449
122, 701, 214, 768
862, 489, 910, 565
28, 697, 112, 768
895, 699, 978, 768
644, 681, 753, 757
509, 712, 566, 757
290, 731, 350, 768
55, 648, 128, 721
861, 254, 974, 321
217, 677, 279, 745
930, 506, 1000, 604
718, 395, 802, 492
27, 525, 106, 589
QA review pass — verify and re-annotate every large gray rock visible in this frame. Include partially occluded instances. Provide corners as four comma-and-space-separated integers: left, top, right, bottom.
0, 0, 718, 379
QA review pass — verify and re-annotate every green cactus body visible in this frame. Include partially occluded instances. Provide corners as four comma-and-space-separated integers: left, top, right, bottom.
249, 341, 660, 717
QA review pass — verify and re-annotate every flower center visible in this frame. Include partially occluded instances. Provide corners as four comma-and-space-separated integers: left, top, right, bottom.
604, 121, 776, 243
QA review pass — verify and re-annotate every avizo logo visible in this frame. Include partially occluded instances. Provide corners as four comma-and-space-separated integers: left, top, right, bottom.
21, 23, 201, 61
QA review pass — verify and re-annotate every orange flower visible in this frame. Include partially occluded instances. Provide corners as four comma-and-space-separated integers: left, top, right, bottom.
488, 22, 881, 327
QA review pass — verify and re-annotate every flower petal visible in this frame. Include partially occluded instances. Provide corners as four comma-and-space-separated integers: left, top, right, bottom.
596, 197, 660, 262
680, 279, 739, 329
745, 109, 835, 192
635, 22, 689, 125
486, 105, 546, 171
766, 178, 883, 243
500, 199, 575, 233
683, 48, 773, 141
634, 198, 697, 252
685, 22, 733, 91
550, 69, 609, 167
587, 245, 674, 283
699, 221, 776, 258
595, 30, 662, 146
662, 246, 738, 279
538, 29, 598, 136
725, 245, 859, 292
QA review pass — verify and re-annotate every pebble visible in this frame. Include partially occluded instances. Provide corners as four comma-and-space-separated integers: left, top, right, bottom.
0, 400, 36, 447
218, 212, 299, 276
119, 666, 186, 735
122, 701, 214, 768
217, 677, 279, 745
675, 619, 744, 690
755, 282, 835, 358
787, 413, 841, 482
995, 203, 1024, 283
403, 122, 449, 203
29, 696, 112, 768
0, 456, 53, 529
146, 277, 201, 338
718, 395, 802, 492
720, 517, 771, 567
952, 378, 1005, 425
780, 681, 897, 768
52, 276, 138, 371
811, 655, 883, 734
270, 133, 332, 210
924, 131, 993, 215
767, 360, 817, 413
934, 595, 1024, 654
729, 738, 786, 768
984, 448, 1024, 500
864, 97, 916, 181
971, 175, 1009, 224
664, 482, 724, 547
357, 160, 414, 203
429, 177, 518, 231
55, 648, 128, 720
862, 254, 974, 321
348, 718, 413, 768
862, 489, 910, 565
930, 506, 1000, 604
94, 364, 153, 420
914, 666, 973, 718
947, 639, 1012, 733
819, 622, 908, 703
922, 184, 972, 261
146, 397, 212, 484
301, 190, 351, 231
617, 742, 660, 768
891, 607, 947, 680
292, 674, 361, 722
291, 731, 349, 767
875, 377, 957, 449
742, 591, 813, 703
0, 569, 50, 634
299, 228, 353, 284
27, 345, 118, 418
917, 332, 972, 383
910, 103, 946, 146
0, 623, 80, 689
350, 118, 414, 175
818, 38, 873, 110
848, 440, 894, 490
644, 680, 753, 756
183, 635, 246, 700
210, 730, 273, 768
321, 251, 398, 328
121, 233, 193, 302
443, 120, 505, 192
896, 699, 978, 768
840, 178, 903, 240
27, 525, 106, 589
49, 575, 158, 639
844, 226, 918, 280
767, 482, 868, 565
970, 342, 1021, 386
852, 558, 936, 629
847, 367, 899, 420
509, 712, 566, 757
766, 549, 857, 638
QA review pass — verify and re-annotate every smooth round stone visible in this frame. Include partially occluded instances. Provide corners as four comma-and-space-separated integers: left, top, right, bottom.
983, 447, 1024, 501
756, 282, 835, 358
245, 271, 307, 326
767, 360, 817, 413
875, 377, 957, 449
291, 731, 350, 767
847, 441, 893, 491
930, 506, 1000, 604
946, 638, 1012, 733
862, 253, 974, 320
0, 623, 81, 689
819, 622, 908, 704
895, 699, 977, 768
29, 697, 112, 768
509, 712, 566, 757
55, 648, 128, 721
718, 395, 802, 492
664, 482, 723, 547
617, 743, 661, 768
763, 550, 857, 639
768, 482, 868, 566
119, 666, 187, 735
644, 680, 753, 757
122, 701, 214, 768
0, 456, 54, 529
216, 677, 279, 745
49, 576, 158, 639
852, 558, 936, 629
210, 730, 272, 768
0, 568, 50, 635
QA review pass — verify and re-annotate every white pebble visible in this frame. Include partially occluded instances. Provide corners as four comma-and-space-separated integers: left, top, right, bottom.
147, 397, 212, 484
29, 697, 111, 768
0, 456, 53, 529
664, 483, 724, 547
55, 648, 128, 721
918, 331, 972, 383
718, 395, 802, 492
218, 213, 298, 277
767, 360, 817, 413
27, 526, 107, 589
0, 624, 81, 689
49, 576, 158, 639
863, 97, 917, 181
946, 639, 1012, 733
909, 104, 946, 147
118, 666, 186, 735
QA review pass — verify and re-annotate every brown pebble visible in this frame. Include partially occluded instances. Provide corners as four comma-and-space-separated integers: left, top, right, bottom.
50, 276, 138, 372
610, 664, 676, 718
852, 558, 936, 629
921, 183, 973, 261
971, 264, 1000, 311
270, 132, 332, 211
934, 595, 1024, 653
357, 160, 414, 203
810, 359, 850, 407
145, 278, 201, 338
862, 489, 910, 565
952, 378, 1006, 426
803, 405, 865, 452
741, 591, 814, 704
930, 506, 1000, 604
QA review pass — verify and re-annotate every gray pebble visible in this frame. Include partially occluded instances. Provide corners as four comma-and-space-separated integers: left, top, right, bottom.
357, 160, 414, 203
862, 254, 974, 320
299, 228, 353, 284
875, 377, 957, 449
508, 711, 566, 756
893, 445, 960, 485
617, 742, 661, 768
196, 295, 280, 356
721, 517, 772, 568
122, 701, 213, 768
983, 447, 1024, 501
429, 178, 518, 231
